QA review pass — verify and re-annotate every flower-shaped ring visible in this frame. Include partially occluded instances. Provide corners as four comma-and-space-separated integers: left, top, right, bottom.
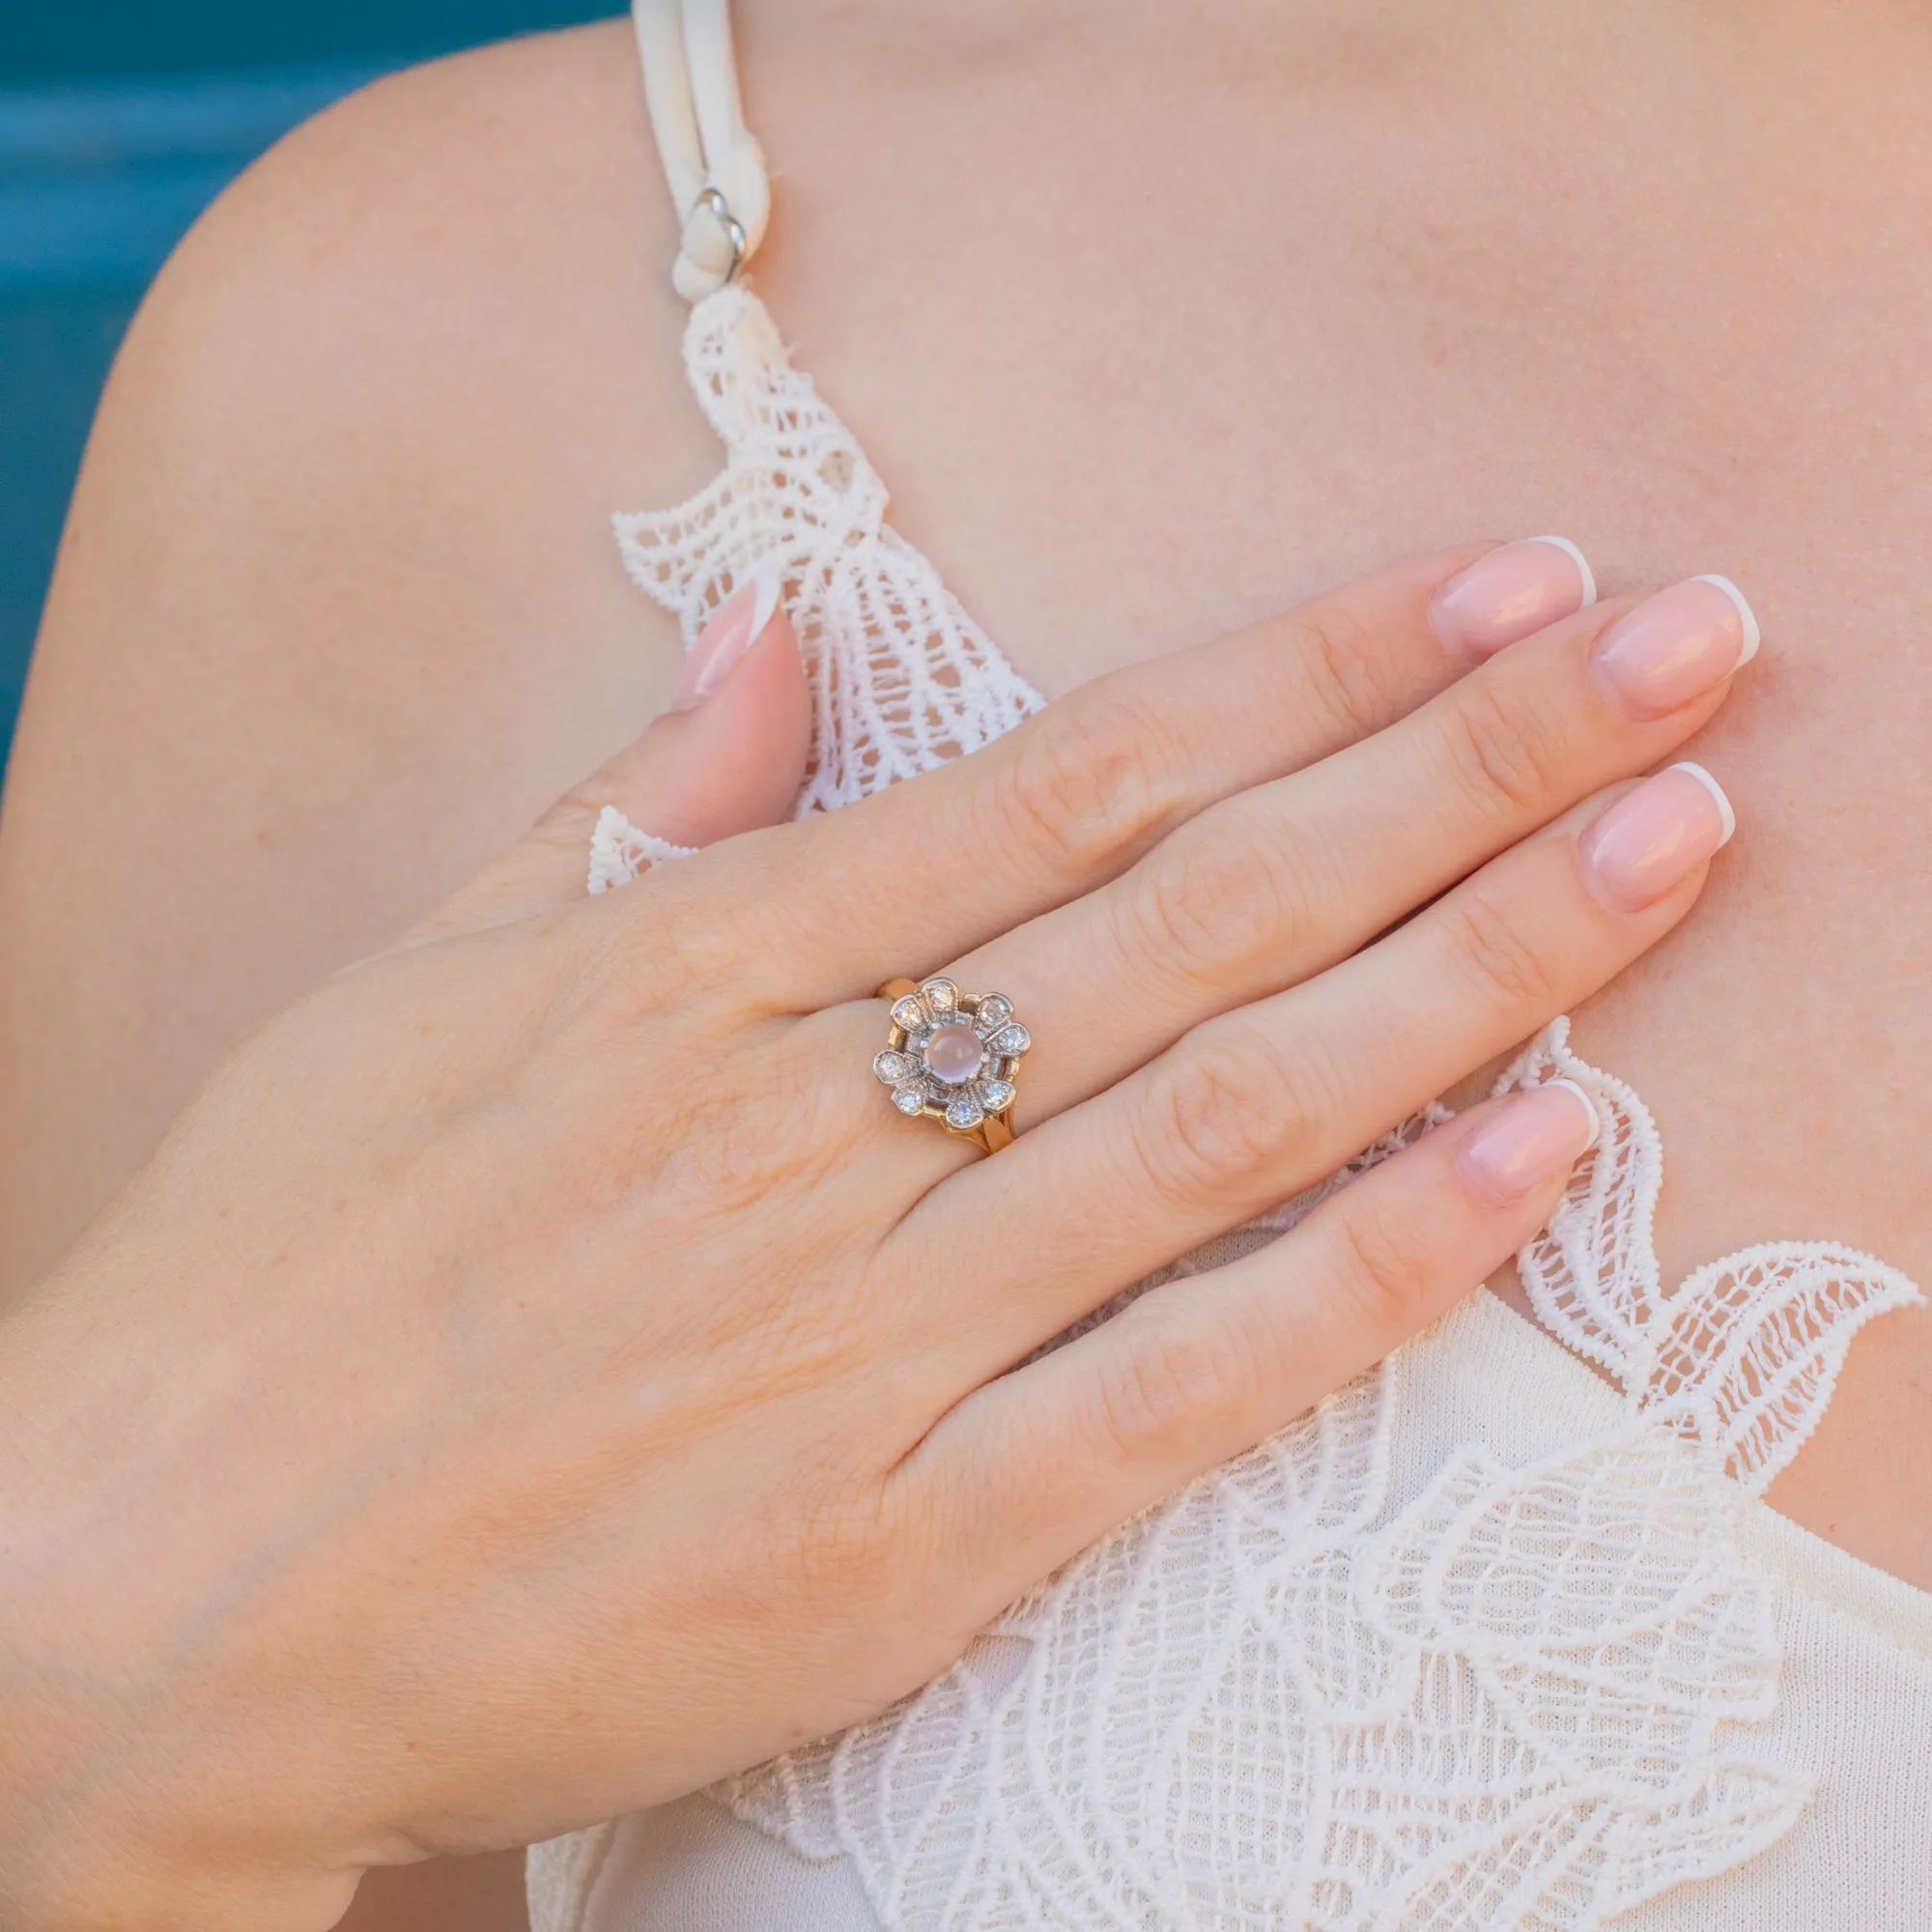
872, 978, 1031, 1153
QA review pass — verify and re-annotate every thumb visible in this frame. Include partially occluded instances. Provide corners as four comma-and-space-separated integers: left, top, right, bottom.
413, 568, 810, 941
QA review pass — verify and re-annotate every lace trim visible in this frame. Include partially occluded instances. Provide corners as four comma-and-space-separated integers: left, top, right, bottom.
613, 286, 1047, 817
586, 805, 696, 895
1503, 1022, 1920, 1497
709, 1039, 1919, 1929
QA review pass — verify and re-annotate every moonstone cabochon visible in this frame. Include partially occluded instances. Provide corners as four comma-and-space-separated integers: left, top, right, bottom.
923, 1023, 986, 1086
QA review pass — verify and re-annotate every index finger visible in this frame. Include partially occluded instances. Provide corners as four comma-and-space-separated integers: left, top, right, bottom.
737, 539, 1593, 1006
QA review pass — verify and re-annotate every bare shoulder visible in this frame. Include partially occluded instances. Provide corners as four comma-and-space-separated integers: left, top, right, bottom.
0, 23, 714, 1290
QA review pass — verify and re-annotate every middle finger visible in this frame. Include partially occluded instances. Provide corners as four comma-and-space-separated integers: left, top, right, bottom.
943, 574, 1756, 1122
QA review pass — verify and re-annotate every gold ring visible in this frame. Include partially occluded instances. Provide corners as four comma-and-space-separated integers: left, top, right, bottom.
873, 977, 1029, 1153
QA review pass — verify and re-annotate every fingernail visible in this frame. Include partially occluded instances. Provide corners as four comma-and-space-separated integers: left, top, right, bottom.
1578, 762, 1736, 913
1458, 1079, 1602, 1206
1587, 575, 1759, 721
672, 563, 783, 712
1428, 536, 1597, 665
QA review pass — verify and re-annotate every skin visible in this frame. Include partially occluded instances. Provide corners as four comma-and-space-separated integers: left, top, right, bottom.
3, 559, 1733, 1926
1, 0, 1926, 1923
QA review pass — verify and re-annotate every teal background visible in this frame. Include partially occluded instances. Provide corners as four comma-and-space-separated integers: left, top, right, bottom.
0, 3, 615, 768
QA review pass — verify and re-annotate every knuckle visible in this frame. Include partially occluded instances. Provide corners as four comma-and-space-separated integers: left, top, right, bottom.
1443, 885, 1563, 1012
690, 1037, 865, 1210
1286, 603, 1412, 745
736, 1244, 872, 1368
1439, 680, 1573, 824
1135, 1022, 1313, 1207
1119, 810, 1310, 993
579, 911, 708, 1025
788, 1473, 900, 1605
568, 1016, 863, 1227
1333, 1190, 1443, 1330
524, 787, 603, 861
987, 685, 1185, 878
587, 861, 758, 1015
1094, 1308, 1238, 1460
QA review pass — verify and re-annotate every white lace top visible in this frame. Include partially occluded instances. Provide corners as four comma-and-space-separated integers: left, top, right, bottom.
535, 9, 1932, 1926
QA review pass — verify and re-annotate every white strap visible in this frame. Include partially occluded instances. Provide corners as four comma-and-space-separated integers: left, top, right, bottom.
632, 0, 771, 302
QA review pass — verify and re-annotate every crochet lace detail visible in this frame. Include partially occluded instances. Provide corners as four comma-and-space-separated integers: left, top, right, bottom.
611, 285, 1046, 819
585, 806, 695, 895
710, 1024, 1921, 1930
1505, 1025, 1918, 1498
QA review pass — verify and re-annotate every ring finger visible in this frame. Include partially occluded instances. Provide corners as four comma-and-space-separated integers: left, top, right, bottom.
894, 760, 1736, 1377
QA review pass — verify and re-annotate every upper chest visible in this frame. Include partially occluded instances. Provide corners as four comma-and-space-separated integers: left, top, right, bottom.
698, 6, 1932, 1579
321, 13, 1932, 1575
739, 5, 1932, 693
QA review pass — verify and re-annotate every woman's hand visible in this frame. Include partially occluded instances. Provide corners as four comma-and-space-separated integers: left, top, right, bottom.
0, 543, 1755, 1931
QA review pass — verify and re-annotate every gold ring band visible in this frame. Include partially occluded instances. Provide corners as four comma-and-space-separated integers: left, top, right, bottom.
873, 977, 1028, 1153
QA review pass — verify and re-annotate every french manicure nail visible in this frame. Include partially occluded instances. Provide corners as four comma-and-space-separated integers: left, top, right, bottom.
1578, 762, 1736, 913
1588, 575, 1759, 721
1428, 536, 1597, 665
671, 563, 783, 712
1458, 1079, 1602, 1206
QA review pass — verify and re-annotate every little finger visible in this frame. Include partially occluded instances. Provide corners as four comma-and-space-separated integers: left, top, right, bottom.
899, 1082, 1601, 1612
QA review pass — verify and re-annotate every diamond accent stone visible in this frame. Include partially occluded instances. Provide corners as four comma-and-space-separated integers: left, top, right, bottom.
893, 1086, 928, 1117
979, 1078, 1015, 1113
873, 1050, 913, 1086
946, 1094, 984, 1131
975, 994, 1013, 1033
989, 1023, 1032, 1057
891, 995, 925, 1030
921, 978, 959, 1014
922, 1023, 985, 1087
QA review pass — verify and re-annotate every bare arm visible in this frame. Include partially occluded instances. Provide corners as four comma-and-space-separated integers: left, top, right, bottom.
0, 24, 700, 1293
0, 30, 703, 1928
